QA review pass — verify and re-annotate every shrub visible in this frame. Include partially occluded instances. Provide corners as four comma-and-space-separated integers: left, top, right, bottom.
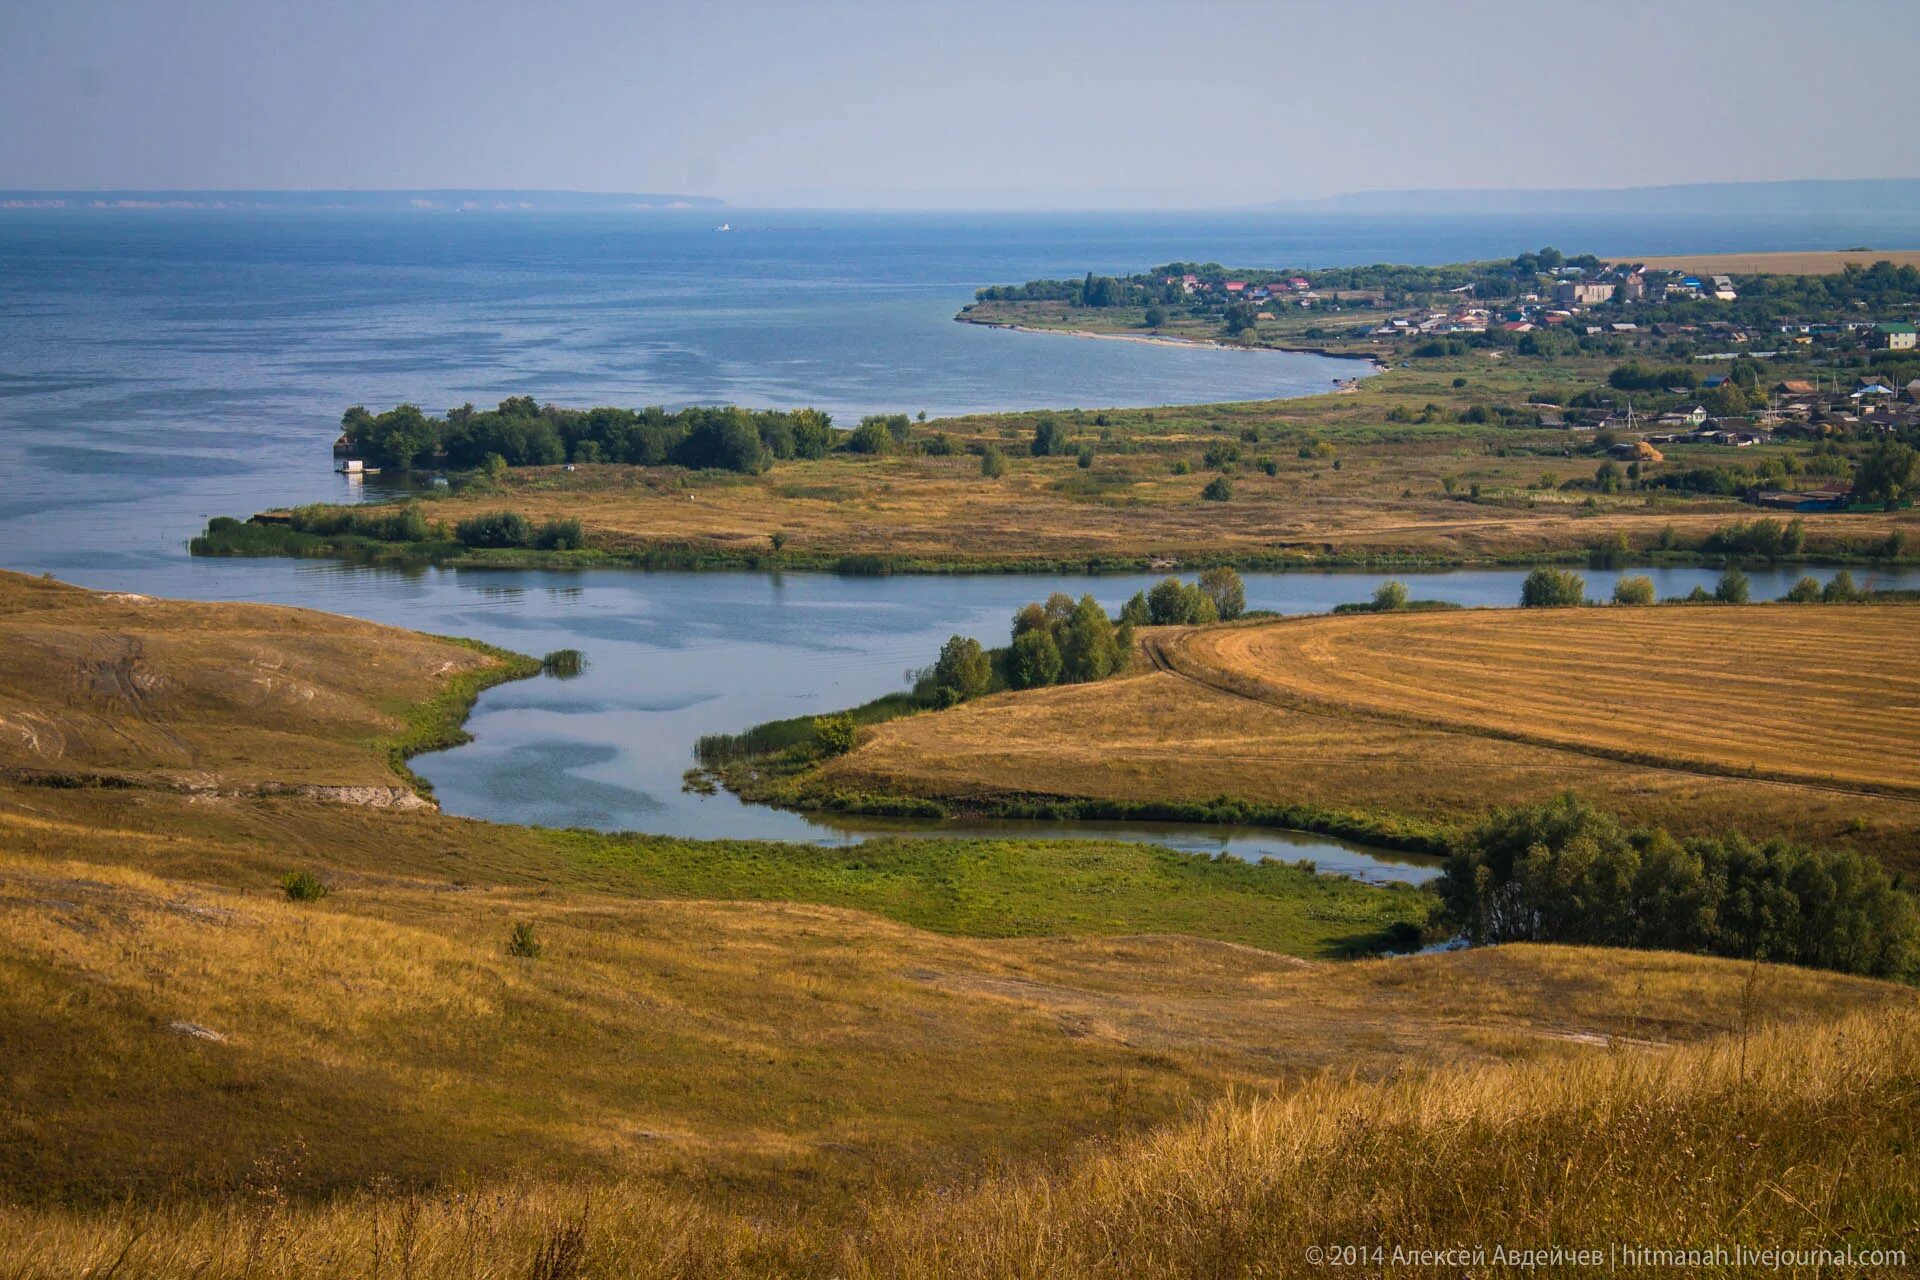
1520, 568, 1585, 608
1031, 416, 1068, 457
811, 713, 858, 756
1076, 444, 1095, 469
1823, 570, 1859, 602
541, 649, 586, 678
533, 518, 585, 551
1200, 475, 1234, 502
281, 870, 328, 902
506, 922, 543, 959
1372, 580, 1410, 612
980, 445, 1006, 479
454, 510, 535, 549
1783, 576, 1822, 603
845, 418, 898, 455
1612, 575, 1656, 606
1714, 567, 1750, 604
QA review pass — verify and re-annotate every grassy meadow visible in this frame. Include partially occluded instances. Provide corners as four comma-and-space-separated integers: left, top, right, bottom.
796, 605, 1920, 874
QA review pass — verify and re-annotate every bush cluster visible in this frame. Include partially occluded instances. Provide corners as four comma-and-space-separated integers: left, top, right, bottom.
285, 503, 431, 543
452, 512, 586, 551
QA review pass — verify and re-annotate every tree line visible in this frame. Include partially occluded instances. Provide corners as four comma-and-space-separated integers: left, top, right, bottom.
339, 398, 843, 473
1440, 795, 1916, 978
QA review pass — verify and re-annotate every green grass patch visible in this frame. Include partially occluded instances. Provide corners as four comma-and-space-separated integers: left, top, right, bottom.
560, 830, 1434, 958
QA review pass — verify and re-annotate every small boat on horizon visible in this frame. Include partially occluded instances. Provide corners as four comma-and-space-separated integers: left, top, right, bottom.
715, 222, 732, 232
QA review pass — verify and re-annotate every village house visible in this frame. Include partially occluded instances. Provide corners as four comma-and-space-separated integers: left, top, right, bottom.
1553, 280, 1616, 307
1874, 321, 1917, 351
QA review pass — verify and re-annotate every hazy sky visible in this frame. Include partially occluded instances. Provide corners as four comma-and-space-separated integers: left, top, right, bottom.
4, 0, 1916, 207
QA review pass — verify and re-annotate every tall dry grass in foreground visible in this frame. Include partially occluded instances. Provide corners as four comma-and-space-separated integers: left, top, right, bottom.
10, 1005, 1916, 1279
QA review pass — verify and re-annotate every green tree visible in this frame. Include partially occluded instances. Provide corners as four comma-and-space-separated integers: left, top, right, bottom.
1008, 628, 1064, 689
1714, 567, 1750, 604
1146, 577, 1218, 625
1198, 567, 1246, 620
1823, 570, 1858, 602
1011, 601, 1050, 638
1058, 595, 1119, 682
927, 635, 992, 706
1119, 591, 1151, 626
1520, 568, 1586, 608
1201, 475, 1234, 502
365, 403, 439, 469
1612, 575, 1656, 606
1372, 580, 1410, 611
1594, 460, 1623, 494
1854, 439, 1917, 505
980, 445, 1006, 479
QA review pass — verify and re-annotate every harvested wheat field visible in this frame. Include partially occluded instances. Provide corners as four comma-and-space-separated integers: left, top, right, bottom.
1627, 248, 1920, 274
1169, 606, 1920, 796
800, 605, 1920, 869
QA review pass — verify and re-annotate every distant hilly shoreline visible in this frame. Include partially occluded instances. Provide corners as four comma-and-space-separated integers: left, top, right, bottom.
0, 189, 725, 211
1260, 178, 1920, 217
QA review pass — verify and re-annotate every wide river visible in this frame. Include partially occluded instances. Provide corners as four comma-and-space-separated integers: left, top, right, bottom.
11, 208, 1920, 882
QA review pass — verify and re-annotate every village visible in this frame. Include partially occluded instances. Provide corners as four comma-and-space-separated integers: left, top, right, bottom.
1140, 256, 1920, 514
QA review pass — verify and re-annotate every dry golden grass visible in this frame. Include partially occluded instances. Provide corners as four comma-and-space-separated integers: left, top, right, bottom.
7, 995, 1915, 1278
0, 572, 501, 790
404, 436, 1918, 570
15, 827, 1882, 1209
803, 608, 1920, 870
1173, 606, 1920, 796
1627, 249, 1920, 275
